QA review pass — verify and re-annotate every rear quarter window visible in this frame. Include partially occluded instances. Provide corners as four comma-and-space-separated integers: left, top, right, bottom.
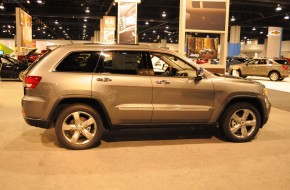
56, 51, 100, 72
274, 60, 289, 65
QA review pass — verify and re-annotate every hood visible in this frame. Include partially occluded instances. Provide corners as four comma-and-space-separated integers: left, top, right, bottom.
211, 73, 264, 87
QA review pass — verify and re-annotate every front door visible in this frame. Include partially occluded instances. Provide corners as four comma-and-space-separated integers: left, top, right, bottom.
149, 52, 214, 123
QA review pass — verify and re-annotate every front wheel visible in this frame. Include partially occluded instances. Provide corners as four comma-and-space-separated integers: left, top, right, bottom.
219, 102, 261, 142
55, 104, 104, 150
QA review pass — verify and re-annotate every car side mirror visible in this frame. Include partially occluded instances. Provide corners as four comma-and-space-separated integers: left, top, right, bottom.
195, 67, 204, 80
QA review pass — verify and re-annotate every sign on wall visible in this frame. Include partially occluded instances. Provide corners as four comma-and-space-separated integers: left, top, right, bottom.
187, 37, 218, 59
118, 2, 137, 44
186, 0, 226, 31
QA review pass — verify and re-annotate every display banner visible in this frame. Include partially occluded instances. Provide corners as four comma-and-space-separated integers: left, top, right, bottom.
16, 8, 32, 55
118, 2, 137, 44
187, 37, 218, 59
16, 7, 32, 48
102, 16, 116, 44
186, 0, 226, 31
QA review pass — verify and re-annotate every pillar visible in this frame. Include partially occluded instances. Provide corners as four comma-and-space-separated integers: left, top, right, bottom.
228, 25, 241, 57
267, 27, 282, 58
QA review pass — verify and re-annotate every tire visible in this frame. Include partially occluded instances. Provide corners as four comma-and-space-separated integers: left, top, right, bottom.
279, 78, 284, 81
55, 104, 104, 150
18, 70, 25, 82
269, 71, 280, 81
219, 102, 261, 142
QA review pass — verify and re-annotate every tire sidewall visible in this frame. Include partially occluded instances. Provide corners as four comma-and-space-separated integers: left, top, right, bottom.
269, 71, 279, 81
55, 104, 104, 150
18, 70, 25, 81
220, 102, 261, 142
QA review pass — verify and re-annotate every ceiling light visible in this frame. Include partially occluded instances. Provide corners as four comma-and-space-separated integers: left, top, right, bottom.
37, 27, 40, 30
230, 16, 236, 22
153, 30, 156, 33
26, 0, 30, 3
85, 7, 90, 13
260, 31, 263, 34
83, 25, 86, 28
84, 18, 87, 22
0, 3, 4, 9
59, 26, 62, 29
143, 33, 146, 36
55, 20, 58, 24
284, 14, 289, 20
145, 21, 149, 25
67, 28, 69, 31
37, 0, 43, 4
252, 27, 256, 31
276, 4, 282, 11
43, 31, 46, 34
166, 26, 169, 29
162, 11, 166, 17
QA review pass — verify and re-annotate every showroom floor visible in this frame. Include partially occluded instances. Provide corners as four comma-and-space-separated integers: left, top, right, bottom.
0, 78, 290, 190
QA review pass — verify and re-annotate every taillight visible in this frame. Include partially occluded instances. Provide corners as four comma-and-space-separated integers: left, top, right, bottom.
25, 76, 42, 88
282, 65, 288, 71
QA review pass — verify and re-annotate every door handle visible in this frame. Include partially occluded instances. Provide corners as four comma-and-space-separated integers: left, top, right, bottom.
156, 80, 170, 84
96, 77, 112, 82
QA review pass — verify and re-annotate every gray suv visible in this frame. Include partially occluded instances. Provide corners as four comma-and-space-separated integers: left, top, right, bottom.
22, 44, 271, 149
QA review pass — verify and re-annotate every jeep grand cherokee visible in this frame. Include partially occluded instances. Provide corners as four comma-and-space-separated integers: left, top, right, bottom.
22, 44, 271, 149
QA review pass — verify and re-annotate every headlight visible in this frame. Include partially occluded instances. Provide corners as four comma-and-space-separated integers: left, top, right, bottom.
263, 88, 268, 97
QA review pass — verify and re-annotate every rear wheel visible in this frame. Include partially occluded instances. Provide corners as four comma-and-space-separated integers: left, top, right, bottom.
219, 102, 261, 142
55, 104, 104, 150
269, 71, 280, 81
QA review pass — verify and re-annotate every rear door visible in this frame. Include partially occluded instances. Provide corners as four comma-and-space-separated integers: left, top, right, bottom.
91, 51, 153, 125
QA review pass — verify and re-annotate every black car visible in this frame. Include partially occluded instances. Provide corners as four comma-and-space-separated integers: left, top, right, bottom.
0, 55, 28, 81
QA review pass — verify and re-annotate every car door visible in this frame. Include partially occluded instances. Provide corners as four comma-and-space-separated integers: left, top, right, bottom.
242, 60, 257, 75
91, 51, 153, 125
0, 57, 16, 78
148, 52, 214, 123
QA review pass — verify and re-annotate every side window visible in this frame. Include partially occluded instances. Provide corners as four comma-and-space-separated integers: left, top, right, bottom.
96, 51, 151, 75
55, 51, 100, 72
149, 53, 196, 77
258, 59, 267, 64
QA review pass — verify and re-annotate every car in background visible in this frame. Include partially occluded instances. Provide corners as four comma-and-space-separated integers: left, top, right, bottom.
226, 57, 248, 71
17, 49, 41, 65
0, 55, 28, 81
228, 58, 290, 81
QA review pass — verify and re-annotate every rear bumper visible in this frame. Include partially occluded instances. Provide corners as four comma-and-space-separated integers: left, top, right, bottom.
23, 116, 49, 129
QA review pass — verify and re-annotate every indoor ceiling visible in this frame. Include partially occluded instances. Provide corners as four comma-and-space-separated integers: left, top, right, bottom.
0, 0, 290, 43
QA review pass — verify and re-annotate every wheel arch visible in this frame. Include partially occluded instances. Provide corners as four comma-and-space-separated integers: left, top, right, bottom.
217, 96, 265, 128
47, 97, 112, 129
